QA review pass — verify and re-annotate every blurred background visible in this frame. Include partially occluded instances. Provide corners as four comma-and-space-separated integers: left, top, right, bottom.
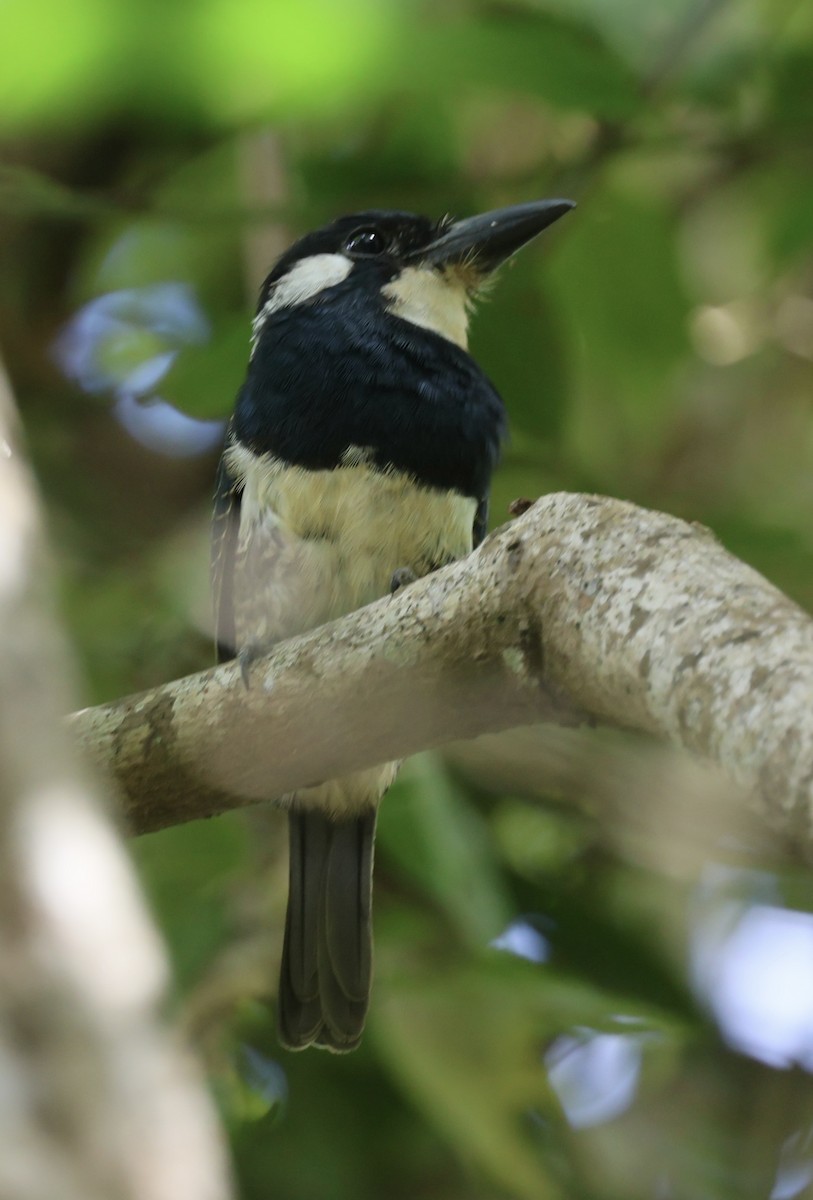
3, 0, 813, 1195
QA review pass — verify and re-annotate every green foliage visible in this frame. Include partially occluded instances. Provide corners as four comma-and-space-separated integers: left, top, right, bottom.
135, 814, 250, 990
4, 0, 813, 1195
379, 758, 513, 948
404, 12, 640, 118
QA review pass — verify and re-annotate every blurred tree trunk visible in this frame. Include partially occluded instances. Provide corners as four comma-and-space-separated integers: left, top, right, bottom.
0, 359, 233, 1200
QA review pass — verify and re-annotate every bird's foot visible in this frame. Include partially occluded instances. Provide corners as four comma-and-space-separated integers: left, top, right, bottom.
390, 566, 418, 595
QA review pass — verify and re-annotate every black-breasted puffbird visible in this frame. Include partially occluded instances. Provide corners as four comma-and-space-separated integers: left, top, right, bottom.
212, 198, 574, 1051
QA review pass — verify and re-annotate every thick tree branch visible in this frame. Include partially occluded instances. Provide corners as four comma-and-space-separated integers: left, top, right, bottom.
70, 493, 813, 846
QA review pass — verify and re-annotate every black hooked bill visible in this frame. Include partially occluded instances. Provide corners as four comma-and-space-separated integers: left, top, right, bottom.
411, 199, 575, 273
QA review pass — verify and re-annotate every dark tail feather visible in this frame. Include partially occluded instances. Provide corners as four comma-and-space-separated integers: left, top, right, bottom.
278, 808, 376, 1052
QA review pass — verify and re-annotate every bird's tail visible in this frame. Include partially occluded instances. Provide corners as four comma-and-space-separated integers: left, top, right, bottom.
278, 807, 376, 1052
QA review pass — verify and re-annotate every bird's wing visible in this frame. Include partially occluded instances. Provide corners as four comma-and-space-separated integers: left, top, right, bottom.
212, 448, 243, 664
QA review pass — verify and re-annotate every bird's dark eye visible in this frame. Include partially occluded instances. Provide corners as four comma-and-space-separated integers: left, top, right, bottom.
345, 228, 388, 257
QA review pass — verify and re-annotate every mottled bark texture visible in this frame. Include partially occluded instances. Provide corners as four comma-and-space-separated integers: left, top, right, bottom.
71, 493, 813, 847
0, 361, 232, 1200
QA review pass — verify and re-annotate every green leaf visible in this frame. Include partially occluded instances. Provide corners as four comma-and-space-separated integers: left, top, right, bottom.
770, 49, 813, 132
183, 0, 401, 123
161, 316, 248, 419
79, 216, 240, 301
134, 814, 250, 989
545, 187, 691, 471
378, 755, 512, 948
705, 514, 813, 613
406, 12, 640, 118
0, 0, 119, 132
372, 953, 567, 1200
473, 265, 570, 443
492, 799, 588, 878
299, 98, 460, 202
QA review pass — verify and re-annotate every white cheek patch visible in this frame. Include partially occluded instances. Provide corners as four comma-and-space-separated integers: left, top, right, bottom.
382, 266, 470, 349
251, 252, 353, 353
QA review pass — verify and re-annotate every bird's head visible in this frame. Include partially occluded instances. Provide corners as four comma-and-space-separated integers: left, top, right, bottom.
252, 199, 574, 352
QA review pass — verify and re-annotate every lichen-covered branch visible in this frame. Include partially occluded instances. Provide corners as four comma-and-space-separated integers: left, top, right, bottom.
0, 359, 232, 1200
70, 493, 813, 847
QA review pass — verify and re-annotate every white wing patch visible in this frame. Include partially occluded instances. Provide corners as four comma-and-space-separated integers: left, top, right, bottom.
251, 253, 353, 355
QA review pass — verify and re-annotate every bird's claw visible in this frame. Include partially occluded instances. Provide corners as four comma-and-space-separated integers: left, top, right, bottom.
390, 566, 418, 595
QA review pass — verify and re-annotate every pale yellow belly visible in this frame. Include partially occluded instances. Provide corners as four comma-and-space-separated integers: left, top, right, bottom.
226, 443, 477, 644
224, 445, 477, 815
